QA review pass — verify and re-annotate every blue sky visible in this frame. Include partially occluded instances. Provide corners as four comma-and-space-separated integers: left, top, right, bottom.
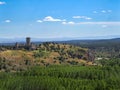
0, 0, 120, 39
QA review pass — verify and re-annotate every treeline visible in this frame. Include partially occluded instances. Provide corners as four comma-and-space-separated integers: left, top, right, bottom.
97, 58, 120, 66
61, 39, 120, 59
0, 59, 120, 90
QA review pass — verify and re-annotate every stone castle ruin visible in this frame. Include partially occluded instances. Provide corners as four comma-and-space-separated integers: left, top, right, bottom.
15, 37, 37, 50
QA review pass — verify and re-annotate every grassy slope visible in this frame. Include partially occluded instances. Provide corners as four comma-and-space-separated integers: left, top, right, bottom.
0, 43, 92, 71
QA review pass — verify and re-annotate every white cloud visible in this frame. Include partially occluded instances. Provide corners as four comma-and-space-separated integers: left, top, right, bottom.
62, 22, 67, 24
62, 21, 75, 25
5, 20, 11, 23
0, 1, 6, 5
78, 22, 120, 25
62, 21, 120, 25
67, 22, 75, 25
72, 16, 92, 20
93, 10, 112, 14
101, 10, 112, 13
72, 16, 83, 19
36, 20, 42, 23
43, 16, 66, 22
101, 10, 106, 13
85, 17, 92, 20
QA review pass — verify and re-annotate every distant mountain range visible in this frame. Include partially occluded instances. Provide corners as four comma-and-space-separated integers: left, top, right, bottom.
0, 35, 120, 43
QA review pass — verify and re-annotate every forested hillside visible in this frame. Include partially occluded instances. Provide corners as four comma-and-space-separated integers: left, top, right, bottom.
61, 38, 120, 59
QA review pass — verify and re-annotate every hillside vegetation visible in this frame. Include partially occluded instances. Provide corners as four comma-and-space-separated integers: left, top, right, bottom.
0, 42, 90, 72
0, 42, 120, 90
62, 38, 120, 59
0, 61, 120, 90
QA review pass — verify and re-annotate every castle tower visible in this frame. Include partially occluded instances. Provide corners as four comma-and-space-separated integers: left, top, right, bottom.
26, 37, 31, 46
15, 42, 19, 49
